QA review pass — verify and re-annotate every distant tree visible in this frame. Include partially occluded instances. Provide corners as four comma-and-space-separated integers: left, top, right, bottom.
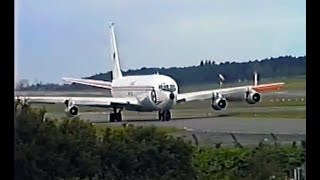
15, 79, 29, 90
200, 60, 204, 66
21, 55, 306, 91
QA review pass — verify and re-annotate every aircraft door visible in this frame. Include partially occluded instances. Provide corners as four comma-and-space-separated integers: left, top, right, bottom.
150, 89, 157, 104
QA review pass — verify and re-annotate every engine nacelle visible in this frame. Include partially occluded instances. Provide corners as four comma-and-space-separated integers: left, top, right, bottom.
211, 93, 228, 110
64, 99, 79, 117
246, 91, 261, 104
66, 105, 79, 117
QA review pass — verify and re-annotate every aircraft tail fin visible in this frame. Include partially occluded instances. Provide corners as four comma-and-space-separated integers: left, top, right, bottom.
109, 22, 123, 80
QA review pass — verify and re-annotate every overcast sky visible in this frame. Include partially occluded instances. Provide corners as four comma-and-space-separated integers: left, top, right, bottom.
15, 0, 306, 84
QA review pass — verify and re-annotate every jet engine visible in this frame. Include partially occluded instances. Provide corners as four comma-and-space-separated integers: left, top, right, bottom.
211, 93, 228, 110
64, 99, 79, 117
246, 90, 261, 104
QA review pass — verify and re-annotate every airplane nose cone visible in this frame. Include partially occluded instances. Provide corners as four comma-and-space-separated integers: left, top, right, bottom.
169, 92, 175, 100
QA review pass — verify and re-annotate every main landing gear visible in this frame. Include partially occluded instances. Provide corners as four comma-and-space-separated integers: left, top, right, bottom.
109, 108, 122, 122
158, 110, 171, 121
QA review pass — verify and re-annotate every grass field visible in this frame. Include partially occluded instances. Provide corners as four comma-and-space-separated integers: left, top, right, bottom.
174, 97, 305, 110
179, 75, 306, 93
232, 110, 306, 119
280, 76, 306, 90
92, 123, 182, 137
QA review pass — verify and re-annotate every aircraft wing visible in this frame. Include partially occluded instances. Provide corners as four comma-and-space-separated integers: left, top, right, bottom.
177, 82, 285, 103
15, 96, 140, 108
62, 77, 112, 89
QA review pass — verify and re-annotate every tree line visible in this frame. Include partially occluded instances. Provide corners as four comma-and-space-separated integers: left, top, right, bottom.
19, 55, 306, 91
15, 105, 306, 180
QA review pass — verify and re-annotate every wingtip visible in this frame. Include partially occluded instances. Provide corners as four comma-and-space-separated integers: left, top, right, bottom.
62, 77, 73, 82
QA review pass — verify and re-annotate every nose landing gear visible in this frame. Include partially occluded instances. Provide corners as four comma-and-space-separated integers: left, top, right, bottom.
109, 108, 123, 122
158, 110, 171, 121
169, 92, 175, 100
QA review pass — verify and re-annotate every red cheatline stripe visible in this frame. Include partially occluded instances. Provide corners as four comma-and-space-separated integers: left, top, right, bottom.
252, 84, 284, 93
112, 86, 154, 89
76, 81, 111, 86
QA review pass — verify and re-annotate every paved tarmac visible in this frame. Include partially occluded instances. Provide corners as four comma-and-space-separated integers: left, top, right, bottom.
18, 90, 306, 146
44, 111, 305, 146
50, 112, 305, 146
87, 115, 305, 134
45, 110, 305, 134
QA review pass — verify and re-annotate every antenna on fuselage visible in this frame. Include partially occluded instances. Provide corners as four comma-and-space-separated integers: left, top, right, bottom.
253, 72, 259, 86
218, 74, 225, 87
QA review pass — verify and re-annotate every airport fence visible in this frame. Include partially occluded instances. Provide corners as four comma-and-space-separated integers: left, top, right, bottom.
179, 130, 306, 148
187, 131, 306, 180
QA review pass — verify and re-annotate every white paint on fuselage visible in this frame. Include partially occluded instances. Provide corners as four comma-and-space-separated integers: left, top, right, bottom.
111, 74, 178, 112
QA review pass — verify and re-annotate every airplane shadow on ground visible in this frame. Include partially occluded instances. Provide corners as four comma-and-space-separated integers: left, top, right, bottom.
92, 113, 239, 124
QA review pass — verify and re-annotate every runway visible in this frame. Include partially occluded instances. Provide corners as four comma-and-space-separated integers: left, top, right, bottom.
44, 109, 306, 146
19, 90, 306, 146
82, 115, 305, 134
126, 115, 305, 146
128, 117, 303, 134
44, 104, 305, 134
89, 114, 305, 146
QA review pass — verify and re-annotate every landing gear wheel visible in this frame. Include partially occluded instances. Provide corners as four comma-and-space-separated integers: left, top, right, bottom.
164, 110, 171, 121
159, 110, 171, 121
110, 113, 115, 122
109, 108, 123, 122
165, 111, 171, 121
116, 113, 122, 122
109, 113, 122, 122
158, 111, 164, 121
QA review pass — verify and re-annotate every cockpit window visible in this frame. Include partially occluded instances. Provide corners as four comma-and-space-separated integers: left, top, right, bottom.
159, 83, 176, 91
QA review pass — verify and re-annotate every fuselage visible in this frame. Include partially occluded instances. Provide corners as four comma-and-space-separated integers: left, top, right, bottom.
111, 74, 178, 112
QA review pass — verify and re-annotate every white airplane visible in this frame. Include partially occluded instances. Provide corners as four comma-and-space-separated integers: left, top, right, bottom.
15, 22, 285, 122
